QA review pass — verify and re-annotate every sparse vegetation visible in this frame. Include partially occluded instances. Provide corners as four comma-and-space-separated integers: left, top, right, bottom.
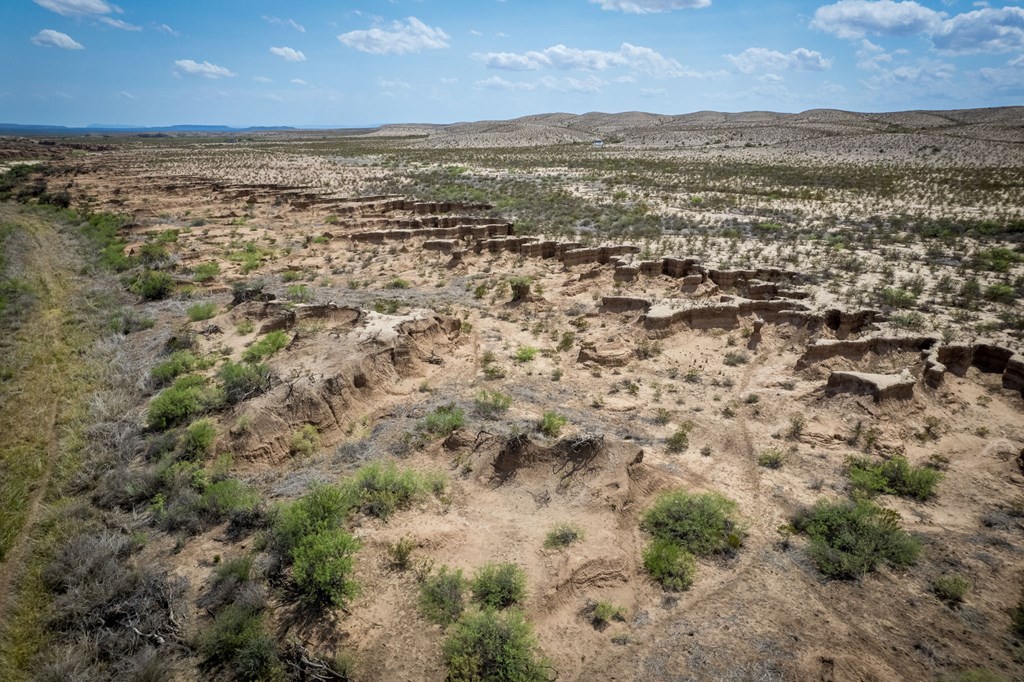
847, 455, 943, 501
538, 410, 567, 437
471, 562, 527, 610
544, 522, 584, 549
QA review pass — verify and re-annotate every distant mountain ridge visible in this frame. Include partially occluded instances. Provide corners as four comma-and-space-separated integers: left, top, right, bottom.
0, 123, 299, 135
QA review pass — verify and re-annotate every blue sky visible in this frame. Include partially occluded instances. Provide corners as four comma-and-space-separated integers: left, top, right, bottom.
1, 0, 1022, 126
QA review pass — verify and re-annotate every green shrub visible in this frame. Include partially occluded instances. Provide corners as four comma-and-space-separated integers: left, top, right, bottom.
443, 609, 548, 682
538, 411, 567, 438
187, 301, 217, 322
642, 490, 744, 556
272, 484, 355, 555
180, 419, 217, 460
292, 528, 361, 606
556, 332, 575, 352
219, 360, 271, 404
192, 261, 220, 283
385, 277, 410, 289
133, 270, 174, 301
421, 403, 465, 437
471, 563, 527, 610
151, 350, 205, 386
200, 601, 280, 676
474, 389, 512, 417
200, 479, 261, 520
242, 330, 290, 362
723, 350, 749, 366
1012, 591, 1024, 637
543, 523, 583, 549
985, 284, 1017, 304
757, 449, 785, 469
847, 455, 943, 501
79, 212, 135, 271
420, 566, 468, 626
932, 574, 971, 605
791, 498, 921, 579
514, 346, 537, 363
290, 424, 320, 457
346, 462, 432, 521
643, 539, 695, 591
147, 375, 220, 430
879, 287, 916, 308
591, 601, 625, 628
665, 421, 694, 453
285, 284, 314, 303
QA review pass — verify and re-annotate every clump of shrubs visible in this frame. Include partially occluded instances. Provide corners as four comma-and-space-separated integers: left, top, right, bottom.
847, 455, 943, 501
791, 498, 921, 579
544, 522, 583, 549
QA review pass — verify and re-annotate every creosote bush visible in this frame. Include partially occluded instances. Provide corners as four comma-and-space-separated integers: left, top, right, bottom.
421, 403, 466, 437
151, 350, 207, 387
665, 421, 694, 453
643, 539, 696, 591
292, 528, 361, 606
420, 566, 469, 626
543, 522, 583, 549
643, 490, 745, 557
147, 374, 221, 431
847, 455, 943, 501
474, 389, 512, 417
242, 330, 289, 362
132, 270, 174, 301
219, 360, 271, 404
538, 411, 567, 438
444, 609, 549, 682
187, 301, 217, 322
932, 574, 971, 606
791, 498, 921, 579
471, 562, 527, 610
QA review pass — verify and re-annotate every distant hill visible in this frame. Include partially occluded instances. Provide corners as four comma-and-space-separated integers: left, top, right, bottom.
0, 123, 298, 135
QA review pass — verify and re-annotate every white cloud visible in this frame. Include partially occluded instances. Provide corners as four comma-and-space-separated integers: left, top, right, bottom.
979, 56, 1024, 90
290, 78, 308, 85
379, 79, 411, 89
640, 87, 669, 96
469, 29, 483, 36
34, 0, 116, 17
252, 76, 272, 83
541, 75, 605, 93
263, 16, 305, 33
813, 2, 1024, 54
31, 29, 83, 49
933, 7, 1024, 54
117, 90, 137, 99
338, 17, 449, 55
474, 42, 713, 78
475, 76, 537, 91
863, 59, 954, 89
811, 1, 944, 39
855, 38, 892, 70
270, 46, 306, 62
99, 17, 141, 31
173, 59, 235, 79
590, 0, 710, 13
440, 77, 458, 84
154, 23, 179, 37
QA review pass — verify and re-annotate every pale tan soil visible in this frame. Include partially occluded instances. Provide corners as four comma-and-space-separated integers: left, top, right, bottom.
4, 110, 1023, 680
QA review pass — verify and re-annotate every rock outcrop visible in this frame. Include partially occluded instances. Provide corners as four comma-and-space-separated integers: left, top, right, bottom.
826, 370, 916, 402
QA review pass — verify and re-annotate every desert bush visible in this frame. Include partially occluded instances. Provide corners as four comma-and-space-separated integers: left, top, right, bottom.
133, 270, 174, 301
147, 375, 220, 430
290, 424, 320, 457
474, 389, 512, 418
538, 411, 567, 438
757, 448, 785, 469
443, 609, 548, 682
544, 522, 583, 549
200, 596, 281, 678
1012, 591, 1024, 637
242, 330, 289, 362
385, 277, 410, 289
180, 419, 217, 460
514, 346, 537, 363
723, 350, 749, 366
591, 601, 626, 629
643, 539, 696, 591
932, 574, 971, 605
791, 498, 921, 579
642, 490, 745, 556
292, 528, 361, 606
271, 484, 354, 558
108, 308, 155, 334
285, 284, 314, 302
420, 566, 468, 626
421, 403, 466, 437
187, 301, 217, 322
665, 421, 695, 453
471, 563, 527, 610
192, 261, 220, 283
218, 360, 271, 404
847, 455, 943, 501
985, 284, 1017, 304
879, 287, 916, 308
387, 536, 415, 570
346, 461, 437, 520
556, 331, 575, 352
151, 350, 206, 386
